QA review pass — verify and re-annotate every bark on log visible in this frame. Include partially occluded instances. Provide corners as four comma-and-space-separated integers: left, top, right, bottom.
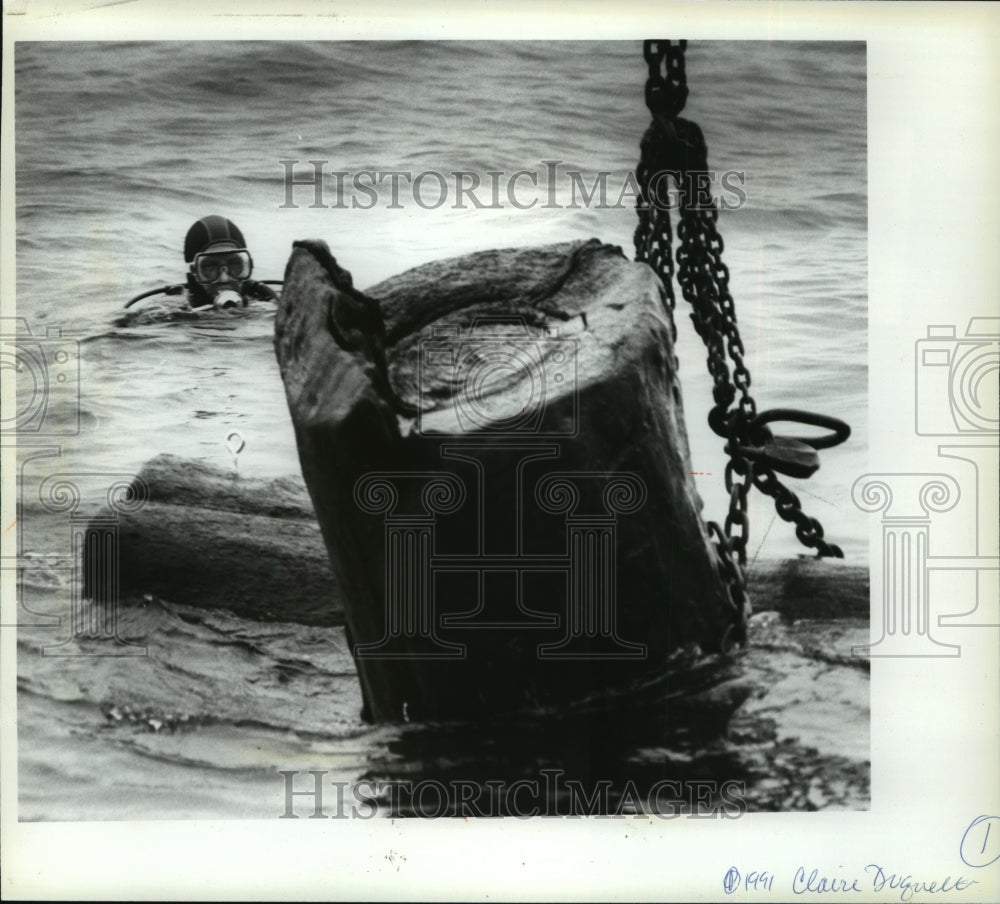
273, 238, 744, 722
83, 455, 866, 629
84, 454, 342, 626
747, 556, 868, 620
86, 455, 869, 625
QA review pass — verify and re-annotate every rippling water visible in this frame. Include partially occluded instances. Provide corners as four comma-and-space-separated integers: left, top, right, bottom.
13, 40, 868, 819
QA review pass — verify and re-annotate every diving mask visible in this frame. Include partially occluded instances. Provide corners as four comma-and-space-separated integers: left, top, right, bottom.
192, 249, 253, 284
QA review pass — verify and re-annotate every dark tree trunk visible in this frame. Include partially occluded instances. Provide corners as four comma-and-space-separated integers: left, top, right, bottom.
273, 238, 741, 722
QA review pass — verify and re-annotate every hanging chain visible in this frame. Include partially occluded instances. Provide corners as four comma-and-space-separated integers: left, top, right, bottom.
634, 40, 851, 649
635, 40, 687, 339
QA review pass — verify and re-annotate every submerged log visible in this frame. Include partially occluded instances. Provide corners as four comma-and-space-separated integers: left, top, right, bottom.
88, 454, 866, 622
85, 454, 343, 626
82, 453, 867, 628
273, 237, 744, 723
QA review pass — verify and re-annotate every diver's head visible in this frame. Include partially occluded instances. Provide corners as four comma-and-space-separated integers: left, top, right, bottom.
184, 215, 253, 306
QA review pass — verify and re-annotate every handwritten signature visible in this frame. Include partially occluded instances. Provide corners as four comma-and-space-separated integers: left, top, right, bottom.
799, 866, 977, 901
723, 816, 998, 898
723, 866, 978, 901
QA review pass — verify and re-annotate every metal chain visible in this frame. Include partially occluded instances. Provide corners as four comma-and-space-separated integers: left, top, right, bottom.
634, 40, 850, 648
643, 39, 689, 119
634, 156, 676, 331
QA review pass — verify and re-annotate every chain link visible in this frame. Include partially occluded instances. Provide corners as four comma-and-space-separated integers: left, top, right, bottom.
635, 40, 848, 648
643, 40, 689, 118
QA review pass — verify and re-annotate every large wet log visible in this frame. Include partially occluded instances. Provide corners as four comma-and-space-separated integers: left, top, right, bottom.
86, 455, 867, 632
81, 453, 867, 626
273, 237, 742, 723
84, 454, 342, 626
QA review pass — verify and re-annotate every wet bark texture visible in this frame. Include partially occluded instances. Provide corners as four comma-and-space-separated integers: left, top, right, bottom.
272, 238, 735, 721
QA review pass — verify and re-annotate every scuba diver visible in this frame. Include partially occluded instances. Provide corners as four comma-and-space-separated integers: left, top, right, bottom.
183, 215, 278, 309
123, 215, 280, 310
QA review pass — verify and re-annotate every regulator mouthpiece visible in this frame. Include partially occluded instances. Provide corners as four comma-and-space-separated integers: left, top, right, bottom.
213, 289, 242, 310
